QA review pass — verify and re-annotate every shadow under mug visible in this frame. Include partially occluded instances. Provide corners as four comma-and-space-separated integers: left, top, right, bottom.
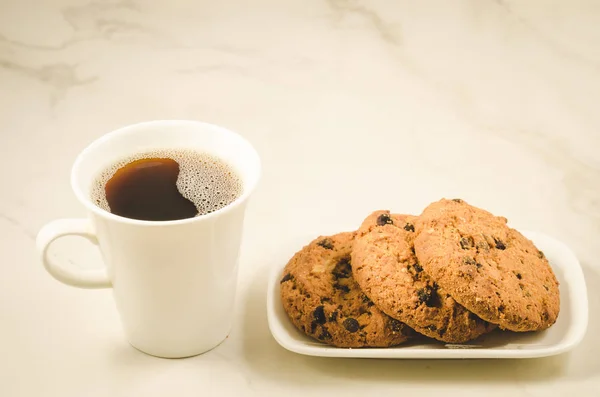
36, 120, 261, 358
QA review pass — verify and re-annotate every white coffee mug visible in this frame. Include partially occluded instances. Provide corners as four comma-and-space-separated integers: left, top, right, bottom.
36, 120, 261, 358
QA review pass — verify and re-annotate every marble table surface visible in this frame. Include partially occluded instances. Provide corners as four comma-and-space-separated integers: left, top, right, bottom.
1, 0, 599, 396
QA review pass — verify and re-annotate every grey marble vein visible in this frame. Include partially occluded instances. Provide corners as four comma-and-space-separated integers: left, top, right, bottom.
0, 60, 98, 104
0, 0, 144, 51
492, 0, 600, 71
175, 64, 250, 75
325, 0, 402, 46
0, 33, 76, 52
59, 0, 175, 45
61, 0, 140, 25
0, 212, 35, 239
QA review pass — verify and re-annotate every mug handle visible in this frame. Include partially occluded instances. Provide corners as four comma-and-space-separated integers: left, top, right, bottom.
36, 219, 112, 289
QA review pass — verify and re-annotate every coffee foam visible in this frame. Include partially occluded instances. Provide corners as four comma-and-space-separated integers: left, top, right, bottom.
91, 149, 243, 217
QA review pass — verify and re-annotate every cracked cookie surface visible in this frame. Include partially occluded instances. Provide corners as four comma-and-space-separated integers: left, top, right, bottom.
280, 231, 413, 347
351, 211, 495, 343
414, 199, 560, 332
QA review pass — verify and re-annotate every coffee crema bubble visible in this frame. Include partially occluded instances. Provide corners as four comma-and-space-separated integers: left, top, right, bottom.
90, 149, 243, 221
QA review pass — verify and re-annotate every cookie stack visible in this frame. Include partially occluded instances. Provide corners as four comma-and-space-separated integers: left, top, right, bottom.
279, 198, 560, 348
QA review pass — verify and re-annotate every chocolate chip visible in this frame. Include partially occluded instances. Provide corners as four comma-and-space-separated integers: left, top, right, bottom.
452, 199, 463, 203
332, 270, 350, 280
339, 255, 350, 264
417, 288, 430, 304
476, 263, 482, 268
317, 328, 332, 340
411, 247, 416, 255
541, 311, 549, 321
515, 273, 522, 280
328, 311, 338, 322
404, 223, 415, 232
413, 263, 423, 273
333, 282, 350, 293
493, 237, 506, 250
317, 238, 334, 250
376, 213, 393, 226
280, 273, 293, 283
408, 265, 422, 280
417, 286, 440, 307
332, 256, 352, 279
389, 318, 404, 333
310, 321, 318, 333
343, 318, 360, 333
313, 306, 326, 324
538, 250, 545, 259
438, 326, 447, 337
426, 324, 437, 332
460, 236, 474, 249
320, 297, 331, 303
498, 305, 505, 313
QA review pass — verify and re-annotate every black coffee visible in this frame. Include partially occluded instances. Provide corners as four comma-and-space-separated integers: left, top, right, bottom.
91, 149, 243, 221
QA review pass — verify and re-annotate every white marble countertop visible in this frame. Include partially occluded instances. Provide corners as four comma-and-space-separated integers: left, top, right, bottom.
1, 0, 599, 396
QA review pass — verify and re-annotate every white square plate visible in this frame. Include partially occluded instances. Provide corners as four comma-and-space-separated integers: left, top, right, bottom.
266, 230, 588, 359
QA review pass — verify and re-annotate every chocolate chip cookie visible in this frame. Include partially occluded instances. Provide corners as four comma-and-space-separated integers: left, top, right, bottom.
352, 211, 495, 343
280, 232, 413, 347
414, 199, 560, 332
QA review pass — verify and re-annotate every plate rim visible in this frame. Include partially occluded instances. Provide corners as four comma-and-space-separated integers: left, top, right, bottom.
266, 230, 589, 359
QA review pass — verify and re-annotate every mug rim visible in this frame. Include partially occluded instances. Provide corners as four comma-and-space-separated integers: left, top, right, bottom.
70, 119, 261, 227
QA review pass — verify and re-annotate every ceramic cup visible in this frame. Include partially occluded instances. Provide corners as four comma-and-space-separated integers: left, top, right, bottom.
36, 120, 261, 358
